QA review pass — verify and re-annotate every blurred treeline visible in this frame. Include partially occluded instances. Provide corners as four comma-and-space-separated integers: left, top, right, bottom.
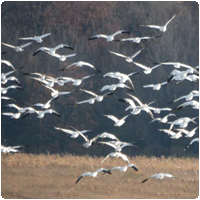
1, 1, 199, 157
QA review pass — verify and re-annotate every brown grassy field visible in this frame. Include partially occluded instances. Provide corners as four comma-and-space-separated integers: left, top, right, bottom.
1, 153, 199, 199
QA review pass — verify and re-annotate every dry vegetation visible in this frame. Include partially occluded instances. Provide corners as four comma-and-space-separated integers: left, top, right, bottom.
1, 153, 199, 199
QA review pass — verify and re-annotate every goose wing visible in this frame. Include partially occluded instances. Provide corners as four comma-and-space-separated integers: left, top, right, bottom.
109, 51, 127, 59
20, 42, 32, 48
104, 115, 119, 123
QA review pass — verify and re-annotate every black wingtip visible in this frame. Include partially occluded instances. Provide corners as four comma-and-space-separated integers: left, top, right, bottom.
141, 178, 148, 183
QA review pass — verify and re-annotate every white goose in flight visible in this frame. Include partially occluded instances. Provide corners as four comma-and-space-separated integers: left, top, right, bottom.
1, 70, 15, 82
103, 71, 138, 90
57, 74, 94, 87
33, 44, 73, 56
172, 100, 199, 111
2, 103, 35, 114
132, 61, 162, 74
54, 127, 91, 138
158, 129, 182, 139
141, 173, 178, 183
75, 168, 111, 184
77, 89, 113, 105
109, 49, 143, 63
109, 163, 138, 172
1, 60, 16, 71
149, 113, 176, 124
101, 83, 133, 92
1, 145, 22, 154
2, 42, 32, 52
175, 127, 198, 138
190, 138, 199, 146
141, 15, 176, 32
143, 81, 167, 90
103, 114, 132, 127
2, 112, 22, 119
18, 33, 51, 43
168, 117, 198, 130
44, 85, 71, 98
89, 30, 130, 41
33, 96, 58, 109
170, 90, 199, 103
60, 61, 100, 72
1, 85, 23, 94
22, 108, 61, 119
126, 93, 155, 119
101, 152, 131, 164
50, 52, 77, 62
98, 140, 136, 152
118, 35, 162, 43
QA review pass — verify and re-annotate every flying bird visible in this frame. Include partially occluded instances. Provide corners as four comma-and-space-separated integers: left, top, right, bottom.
109, 49, 143, 63
1, 85, 23, 94
18, 33, 51, 43
89, 30, 130, 41
75, 168, 112, 184
1, 60, 16, 71
158, 129, 182, 139
117, 35, 162, 43
33, 44, 73, 56
141, 15, 176, 32
101, 83, 133, 92
1, 145, 22, 154
175, 127, 198, 138
141, 173, 178, 183
143, 81, 168, 90
2, 42, 32, 52
101, 152, 131, 164
109, 163, 138, 172
149, 113, 176, 124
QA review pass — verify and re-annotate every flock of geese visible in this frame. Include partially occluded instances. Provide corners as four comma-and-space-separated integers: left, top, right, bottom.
1, 13, 199, 184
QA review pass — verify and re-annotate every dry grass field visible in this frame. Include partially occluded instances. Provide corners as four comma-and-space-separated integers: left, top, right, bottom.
1, 153, 199, 199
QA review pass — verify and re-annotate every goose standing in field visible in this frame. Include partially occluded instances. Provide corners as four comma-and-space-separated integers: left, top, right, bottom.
33, 44, 73, 56
60, 61, 101, 73
103, 114, 132, 127
2, 42, 32, 52
132, 61, 162, 74
76, 89, 114, 105
169, 90, 199, 103
109, 163, 138, 172
158, 129, 182, 139
172, 100, 199, 111
1, 60, 16, 71
143, 81, 168, 90
101, 152, 131, 164
75, 168, 112, 184
1, 145, 22, 154
103, 71, 138, 90
141, 14, 176, 32
167, 117, 198, 130
89, 30, 130, 41
101, 83, 133, 92
97, 140, 136, 152
54, 127, 91, 138
141, 173, 178, 183
117, 35, 162, 43
175, 127, 198, 138
1, 85, 23, 94
109, 49, 143, 63
149, 113, 176, 124
17, 33, 51, 43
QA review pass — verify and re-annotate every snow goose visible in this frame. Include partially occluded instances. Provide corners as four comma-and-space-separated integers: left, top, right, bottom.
109, 163, 138, 172
103, 114, 132, 127
1, 85, 23, 94
142, 173, 178, 183
101, 152, 131, 164
2, 42, 32, 52
18, 33, 51, 43
158, 129, 182, 139
141, 15, 176, 32
143, 81, 167, 90
33, 44, 73, 56
75, 168, 111, 183
149, 113, 176, 124
89, 30, 130, 41
175, 127, 198, 138
1, 60, 16, 71
109, 49, 143, 63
